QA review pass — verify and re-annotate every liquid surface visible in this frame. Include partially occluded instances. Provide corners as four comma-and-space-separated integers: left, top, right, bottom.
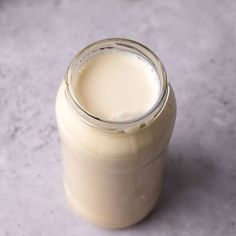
72, 49, 161, 121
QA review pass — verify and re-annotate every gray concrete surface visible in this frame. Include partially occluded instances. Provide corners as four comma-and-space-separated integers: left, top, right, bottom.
0, 0, 236, 235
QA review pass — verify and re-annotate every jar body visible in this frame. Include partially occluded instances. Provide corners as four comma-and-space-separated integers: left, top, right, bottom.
56, 82, 176, 228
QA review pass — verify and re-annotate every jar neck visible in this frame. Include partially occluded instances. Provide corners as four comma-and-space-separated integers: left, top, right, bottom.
65, 38, 168, 133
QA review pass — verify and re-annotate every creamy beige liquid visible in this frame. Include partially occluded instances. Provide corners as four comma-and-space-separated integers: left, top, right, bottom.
56, 44, 176, 229
72, 49, 161, 121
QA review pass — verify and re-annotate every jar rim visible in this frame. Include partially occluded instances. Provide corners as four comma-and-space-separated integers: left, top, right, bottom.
65, 38, 168, 133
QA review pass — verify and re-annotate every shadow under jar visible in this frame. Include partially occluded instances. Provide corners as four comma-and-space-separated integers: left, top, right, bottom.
55, 38, 176, 229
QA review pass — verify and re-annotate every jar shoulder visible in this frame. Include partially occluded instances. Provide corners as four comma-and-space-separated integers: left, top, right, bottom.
56, 83, 176, 159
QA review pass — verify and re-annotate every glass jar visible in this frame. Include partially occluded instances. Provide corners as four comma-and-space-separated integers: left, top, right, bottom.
55, 38, 176, 228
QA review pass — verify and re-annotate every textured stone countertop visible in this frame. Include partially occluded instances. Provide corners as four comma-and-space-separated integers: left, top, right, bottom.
0, 0, 236, 235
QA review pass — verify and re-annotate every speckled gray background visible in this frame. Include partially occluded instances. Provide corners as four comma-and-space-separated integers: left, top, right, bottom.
0, 0, 236, 235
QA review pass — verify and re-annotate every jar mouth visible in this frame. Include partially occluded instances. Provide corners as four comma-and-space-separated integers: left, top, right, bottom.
65, 38, 168, 132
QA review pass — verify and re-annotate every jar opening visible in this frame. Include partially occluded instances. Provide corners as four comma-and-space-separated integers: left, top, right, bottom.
65, 38, 168, 132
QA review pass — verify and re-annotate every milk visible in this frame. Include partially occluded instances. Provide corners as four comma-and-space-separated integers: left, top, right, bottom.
72, 49, 161, 121
56, 39, 176, 228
